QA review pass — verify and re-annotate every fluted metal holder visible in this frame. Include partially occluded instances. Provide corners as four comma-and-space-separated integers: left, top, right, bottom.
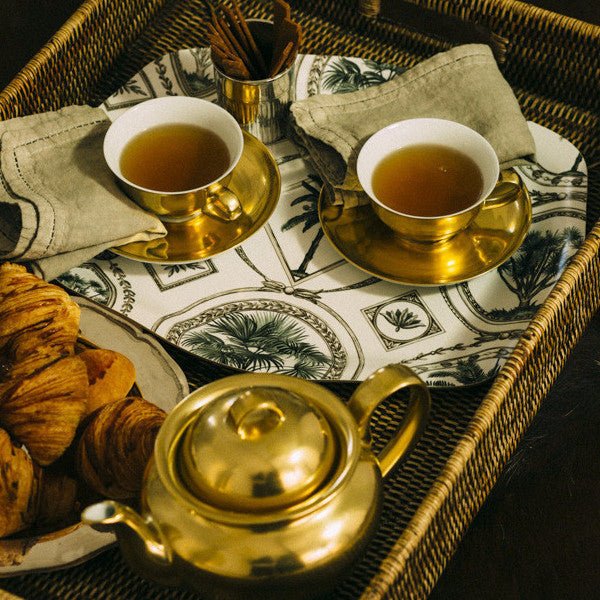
213, 20, 296, 145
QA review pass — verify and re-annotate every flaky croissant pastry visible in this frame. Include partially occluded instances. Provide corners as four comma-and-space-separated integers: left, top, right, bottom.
0, 263, 80, 357
0, 263, 88, 466
0, 428, 40, 538
77, 397, 167, 500
79, 348, 137, 415
34, 469, 81, 531
0, 264, 173, 545
1, 355, 89, 466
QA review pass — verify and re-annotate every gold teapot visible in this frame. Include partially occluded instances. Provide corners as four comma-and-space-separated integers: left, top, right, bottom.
82, 365, 430, 599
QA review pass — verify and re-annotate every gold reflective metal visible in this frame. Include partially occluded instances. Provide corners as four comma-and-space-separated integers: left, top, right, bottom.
111, 130, 280, 263
81, 366, 430, 600
212, 20, 296, 144
120, 170, 242, 221
319, 169, 531, 286
178, 385, 337, 512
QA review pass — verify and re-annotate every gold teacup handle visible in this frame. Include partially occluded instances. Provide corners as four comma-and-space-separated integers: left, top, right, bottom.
203, 184, 243, 222
346, 363, 430, 478
482, 169, 522, 210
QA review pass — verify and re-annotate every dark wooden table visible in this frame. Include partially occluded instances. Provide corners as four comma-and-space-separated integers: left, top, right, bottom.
1, 2, 599, 599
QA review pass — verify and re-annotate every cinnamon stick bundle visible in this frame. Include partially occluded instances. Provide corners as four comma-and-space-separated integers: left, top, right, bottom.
207, 0, 301, 80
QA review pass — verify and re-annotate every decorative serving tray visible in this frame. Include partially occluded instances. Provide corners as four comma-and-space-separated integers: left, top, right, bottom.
58, 48, 587, 387
3, 1, 600, 600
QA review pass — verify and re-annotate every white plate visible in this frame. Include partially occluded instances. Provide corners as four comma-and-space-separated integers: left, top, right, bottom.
0, 297, 189, 575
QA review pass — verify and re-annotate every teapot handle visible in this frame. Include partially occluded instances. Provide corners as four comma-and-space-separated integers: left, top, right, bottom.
346, 363, 430, 478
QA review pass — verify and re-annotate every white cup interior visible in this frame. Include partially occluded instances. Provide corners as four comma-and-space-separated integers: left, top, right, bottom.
103, 96, 244, 194
356, 118, 500, 217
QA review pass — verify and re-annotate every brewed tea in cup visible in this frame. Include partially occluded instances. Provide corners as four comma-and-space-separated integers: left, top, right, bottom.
104, 96, 244, 222
119, 124, 231, 193
357, 118, 499, 242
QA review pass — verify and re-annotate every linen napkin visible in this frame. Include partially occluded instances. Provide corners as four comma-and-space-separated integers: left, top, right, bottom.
0, 105, 167, 280
290, 43, 536, 207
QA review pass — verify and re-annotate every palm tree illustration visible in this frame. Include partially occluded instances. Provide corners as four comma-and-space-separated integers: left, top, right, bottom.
58, 272, 110, 304
429, 355, 501, 385
281, 177, 324, 279
181, 311, 331, 378
497, 227, 583, 312
116, 79, 145, 96
164, 263, 205, 277
322, 58, 404, 93
184, 49, 214, 94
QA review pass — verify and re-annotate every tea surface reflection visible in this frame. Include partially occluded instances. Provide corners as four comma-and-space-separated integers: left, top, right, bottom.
371, 143, 484, 217
119, 124, 231, 193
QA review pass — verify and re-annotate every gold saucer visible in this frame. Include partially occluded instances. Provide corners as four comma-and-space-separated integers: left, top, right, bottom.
319, 170, 532, 286
112, 131, 280, 263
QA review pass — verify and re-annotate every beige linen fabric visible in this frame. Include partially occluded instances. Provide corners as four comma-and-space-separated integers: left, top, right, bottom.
0, 105, 166, 280
290, 44, 536, 206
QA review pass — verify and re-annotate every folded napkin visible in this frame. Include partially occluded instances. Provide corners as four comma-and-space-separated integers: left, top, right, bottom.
0, 105, 167, 280
290, 44, 536, 207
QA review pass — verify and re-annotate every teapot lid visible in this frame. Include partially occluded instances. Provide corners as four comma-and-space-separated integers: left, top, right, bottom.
177, 385, 337, 512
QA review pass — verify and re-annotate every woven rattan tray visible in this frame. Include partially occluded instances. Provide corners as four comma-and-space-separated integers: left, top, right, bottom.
2, 1, 600, 598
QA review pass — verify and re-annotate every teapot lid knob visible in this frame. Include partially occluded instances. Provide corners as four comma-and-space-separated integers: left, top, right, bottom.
227, 390, 285, 440
178, 386, 337, 512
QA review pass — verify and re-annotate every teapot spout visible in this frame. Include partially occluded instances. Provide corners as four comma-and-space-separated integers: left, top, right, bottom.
82, 500, 175, 582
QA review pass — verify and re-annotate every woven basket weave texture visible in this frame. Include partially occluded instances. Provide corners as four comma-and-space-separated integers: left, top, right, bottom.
1, 1, 600, 599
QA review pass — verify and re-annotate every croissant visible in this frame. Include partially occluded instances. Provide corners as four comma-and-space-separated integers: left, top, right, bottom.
0, 428, 41, 537
0, 355, 89, 466
0, 263, 88, 466
76, 397, 167, 500
34, 469, 81, 531
0, 265, 169, 542
79, 349, 137, 415
0, 263, 79, 356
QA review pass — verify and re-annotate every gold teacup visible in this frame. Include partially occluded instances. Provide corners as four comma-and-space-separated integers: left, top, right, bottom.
357, 118, 500, 243
103, 96, 244, 223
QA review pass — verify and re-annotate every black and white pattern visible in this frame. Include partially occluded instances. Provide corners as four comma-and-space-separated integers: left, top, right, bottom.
58, 49, 587, 387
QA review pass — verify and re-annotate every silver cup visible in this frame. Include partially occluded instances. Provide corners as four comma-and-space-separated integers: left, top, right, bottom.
213, 19, 296, 144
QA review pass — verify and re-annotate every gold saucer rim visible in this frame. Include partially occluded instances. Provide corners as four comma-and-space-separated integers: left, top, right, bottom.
318, 170, 532, 287
111, 130, 280, 264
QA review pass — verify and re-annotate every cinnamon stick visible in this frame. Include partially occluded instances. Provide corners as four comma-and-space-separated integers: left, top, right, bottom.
270, 16, 300, 76
269, 41, 293, 77
226, 1, 268, 77
207, 0, 299, 80
218, 13, 259, 78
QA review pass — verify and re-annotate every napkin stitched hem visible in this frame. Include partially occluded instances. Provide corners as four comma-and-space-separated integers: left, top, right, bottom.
8, 118, 110, 258
298, 49, 492, 159
0, 104, 167, 280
